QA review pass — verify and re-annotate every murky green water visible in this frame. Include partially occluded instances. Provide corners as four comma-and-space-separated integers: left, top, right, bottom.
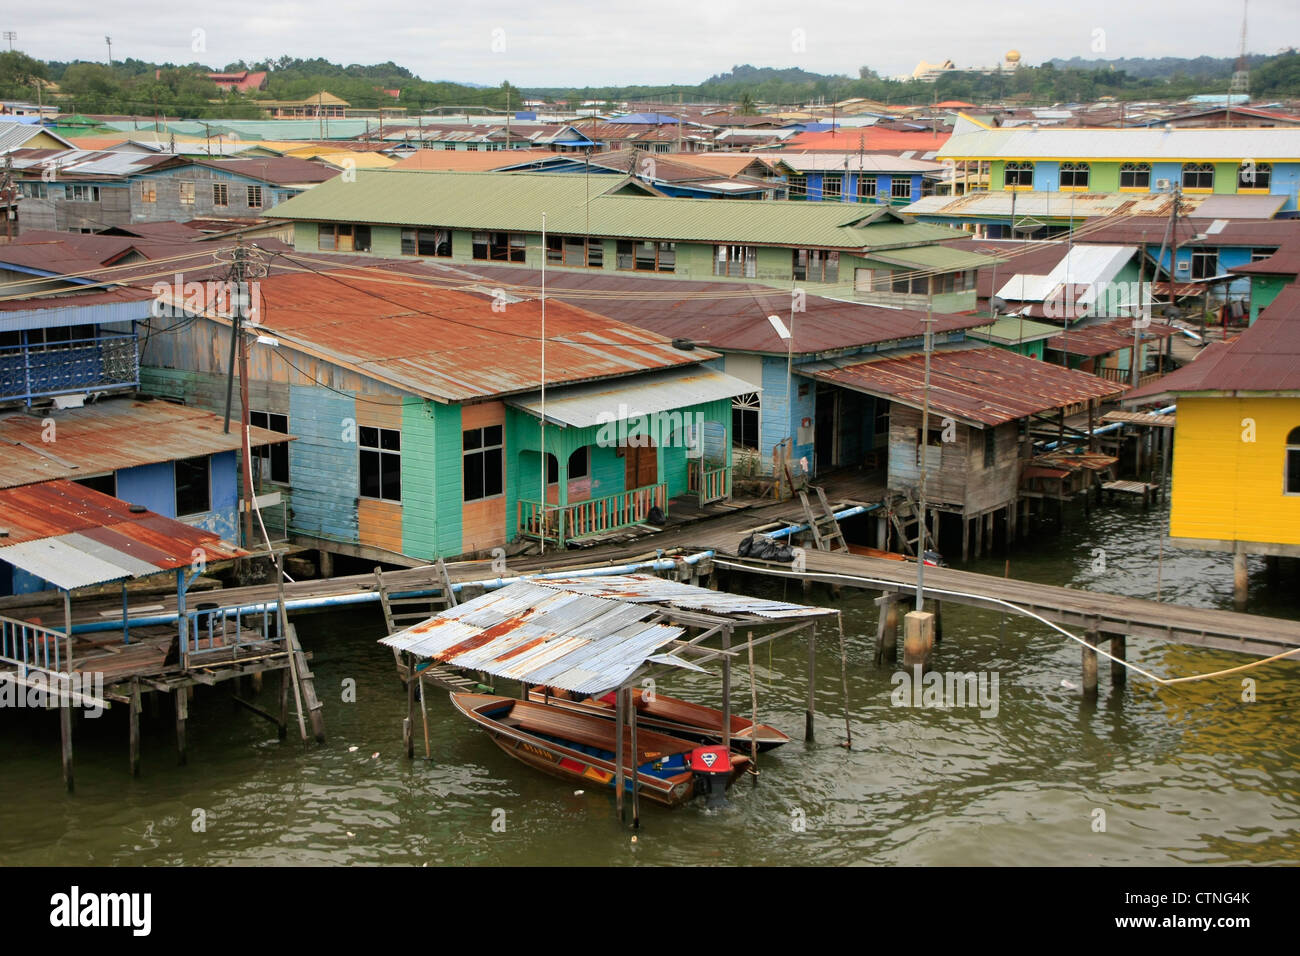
3, 502, 1299, 866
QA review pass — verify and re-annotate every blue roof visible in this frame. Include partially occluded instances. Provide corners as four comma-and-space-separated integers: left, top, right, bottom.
614, 112, 680, 125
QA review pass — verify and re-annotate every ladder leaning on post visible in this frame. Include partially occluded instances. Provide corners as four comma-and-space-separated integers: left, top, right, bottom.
374, 560, 483, 694
784, 462, 847, 553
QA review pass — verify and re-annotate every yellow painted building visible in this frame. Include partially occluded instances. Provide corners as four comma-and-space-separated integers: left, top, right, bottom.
1169, 396, 1300, 550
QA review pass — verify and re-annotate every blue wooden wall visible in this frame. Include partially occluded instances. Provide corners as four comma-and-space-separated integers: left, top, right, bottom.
288, 385, 359, 543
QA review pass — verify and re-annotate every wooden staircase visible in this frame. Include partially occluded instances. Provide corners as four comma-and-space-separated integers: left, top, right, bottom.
785, 463, 847, 553
375, 560, 486, 693
887, 489, 932, 558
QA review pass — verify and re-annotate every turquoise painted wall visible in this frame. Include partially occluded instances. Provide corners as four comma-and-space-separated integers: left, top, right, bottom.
400, 398, 463, 560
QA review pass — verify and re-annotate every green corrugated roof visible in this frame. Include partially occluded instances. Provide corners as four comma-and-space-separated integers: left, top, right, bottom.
967, 316, 1061, 344
271, 170, 970, 250
868, 243, 1004, 271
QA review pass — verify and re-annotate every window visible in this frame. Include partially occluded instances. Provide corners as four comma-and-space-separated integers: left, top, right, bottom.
249, 410, 289, 484
1190, 249, 1218, 279
858, 176, 877, 200
891, 271, 930, 295
21, 182, 46, 198
546, 235, 603, 267
247, 185, 263, 208
793, 249, 839, 283
465, 143, 479, 151
401, 228, 452, 257
175, 456, 211, 516
714, 244, 757, 278
64, 184, 100, 202
1251, 248, 1278, 262
1004, 161, 1033, 188
1238, 162, 1271, 190
891, 178, 913, 200
916, 427, 944, 467
179, 181, 195, 205
473, 231, 527, 262
139, 182, 156, 203
1119, 162, 1151, 190
463, 425, 503, 501
983, 428, 996, 468
1182, 163, 1214, 191
359, 426, 401, 501
787, 173, 807, 198
732, 393, 760, 450
319, 223, 370, 252
567, 446, 590, 480
873, 400, 889, 437
822, 174, 842, 199
1059, 162, 1090, 190
213, 183, 229, 206
1288, 427, 1300, 495
617, 240, 674, 272
74, 473, 116, 497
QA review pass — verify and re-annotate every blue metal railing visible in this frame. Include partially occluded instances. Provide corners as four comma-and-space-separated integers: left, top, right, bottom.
184, 603, 284, 664
0, 333, 139, 404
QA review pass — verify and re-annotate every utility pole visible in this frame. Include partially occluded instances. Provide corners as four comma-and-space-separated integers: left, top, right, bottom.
105, 36, 112, 67
3, 32, 15, 52
2, 152, 14, 242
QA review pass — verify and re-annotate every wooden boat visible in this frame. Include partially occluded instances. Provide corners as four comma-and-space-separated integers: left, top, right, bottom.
847, 544, 946, 567
527, 687, 791, 752
451, 693, 750, 809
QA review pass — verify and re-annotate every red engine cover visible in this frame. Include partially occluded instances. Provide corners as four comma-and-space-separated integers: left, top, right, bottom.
689, 745, 733, 773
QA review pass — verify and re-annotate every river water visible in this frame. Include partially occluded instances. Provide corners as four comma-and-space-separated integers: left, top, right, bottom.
3, 501, 1298, 866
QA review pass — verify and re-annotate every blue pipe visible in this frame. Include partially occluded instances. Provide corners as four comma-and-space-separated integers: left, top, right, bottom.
1041, 404, 1176, 451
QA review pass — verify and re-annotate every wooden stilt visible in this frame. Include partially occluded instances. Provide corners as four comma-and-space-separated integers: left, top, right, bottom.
614, 688, 626, 823
174, 687, 188, 765
1110, 635, 1127, 687
933, 601, 943, 645
277, 666, 289, 739
805, 623, 816, 742
628, 687, 640, 828
961, 516, 970, 563
1234, 545, 1249, 611
974, 511, 983, 558
419, 673, 431, 759
60, 696, 74, 791
1082, 630, 1099, 700
404, 653, 415, 759
129, 678, 141, 777
721, 627, 732, 753
747, 629, 760, 774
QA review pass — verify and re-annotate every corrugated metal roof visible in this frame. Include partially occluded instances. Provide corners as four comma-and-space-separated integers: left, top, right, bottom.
869, 243, 1002, 271
531, 575, 836, 619
904, 191, 1284, 221
508, 365, 756, 427
1126, 285, 1300, 396
967, 316, 1063, 344
769, 153, 945, 173
0, 479, 245, 590
379, 581, 684, 695
1045, 318, 1172, 358
995, 245, 1137, 308
0, 399, 293, 489
270, 169, 967, 250
805, 345, 1125, 426
194, 270, 713, 403
939, 125, 1300, 161
0, 122, 74, 152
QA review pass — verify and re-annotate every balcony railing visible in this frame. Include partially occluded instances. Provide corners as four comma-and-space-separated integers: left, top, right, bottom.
687, 459, 730, 505
1096, 366, 1163, 388
0, 333, 139, 404
518, 482, 667, 546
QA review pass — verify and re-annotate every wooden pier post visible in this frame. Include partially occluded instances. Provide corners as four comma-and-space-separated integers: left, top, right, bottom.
721, 627, 732, 753
933, 601, 944, 645
614, 687, 626, 823
874, 594, 900, 665
628, 687, 640, 828
805, 623, 816, 742
277, 666, 289, 739
974, 512, 983, 558
404, 653, 415, 759
60, 696, 74, 792
1110, 635, 1127, 687
961, 517, 970, 563
903, 610, 934, 670
1081, 630, 1099, 700
1233, 545, 1249, 611
174, 687, 188, 765
129, 678, 141, 777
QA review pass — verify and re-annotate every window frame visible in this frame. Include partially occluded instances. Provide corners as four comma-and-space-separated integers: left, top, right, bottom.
890, 177, 913, 200
732, 392, 760, 451
792, 249, 839, 283
1238, 162, 1271, 190
1287, 426, 1300, 496
858, 175, 877, 200
319, 223, 370, 252
359, 425, 402, 502
546, 234, 603, 268
174, 455, 211, 517
1190, 249, 1219, 280
1059, 161, 1090, 190
472, 231, 527, 263
212, 182, 229, 207
616, 239, 675, 273
1182, 162, 1215, 191
462, 425, 504, 502
246, 184, 263, 208
249, 410, 290, 485
1004, 161, 1034, 189
401, 228, 453, 257
138, 181, 156, 203
714, 244, 757, 279
178, 181, 195, 205
821, 174, 842, 199
1119, 162, 1151, 190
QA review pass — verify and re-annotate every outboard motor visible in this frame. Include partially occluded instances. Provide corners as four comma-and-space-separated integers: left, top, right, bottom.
689, 745, 733, 807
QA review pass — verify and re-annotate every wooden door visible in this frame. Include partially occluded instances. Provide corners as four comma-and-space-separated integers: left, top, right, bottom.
624, 437, 658, 490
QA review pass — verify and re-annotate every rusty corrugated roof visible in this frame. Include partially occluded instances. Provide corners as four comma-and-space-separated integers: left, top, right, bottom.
0, 479, 245, 590
179, 270, 715, 403
0, 399, 292, 489
1045, 318, 1174, 358
806, 345, 1125, 426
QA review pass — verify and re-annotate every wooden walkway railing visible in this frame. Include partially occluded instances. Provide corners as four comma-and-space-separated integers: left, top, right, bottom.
518, 482, 667, 546
688, 460, 730, 505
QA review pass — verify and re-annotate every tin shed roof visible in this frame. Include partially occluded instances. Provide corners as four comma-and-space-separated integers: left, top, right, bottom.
0, 480, 245, 590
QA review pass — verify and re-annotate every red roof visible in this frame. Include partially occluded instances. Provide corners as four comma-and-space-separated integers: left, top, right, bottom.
1126, 283, 1300, 398
208, 70, 268, 92
176, 269, 714, 403
807, 346, 1125, 426
1046, 318, 1176, 358
188, 156, 338, 186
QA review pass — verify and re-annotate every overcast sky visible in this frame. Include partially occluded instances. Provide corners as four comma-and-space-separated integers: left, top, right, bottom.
7, 0, 1298, 87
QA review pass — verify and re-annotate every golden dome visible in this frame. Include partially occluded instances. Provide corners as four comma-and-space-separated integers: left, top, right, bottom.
1006, 50, 1021, 62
